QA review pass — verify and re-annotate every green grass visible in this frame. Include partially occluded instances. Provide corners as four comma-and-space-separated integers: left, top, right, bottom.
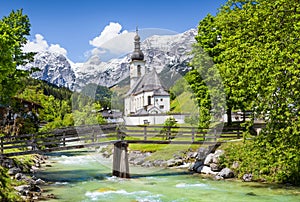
129, 144, 199, 161
170, 91, 197, 113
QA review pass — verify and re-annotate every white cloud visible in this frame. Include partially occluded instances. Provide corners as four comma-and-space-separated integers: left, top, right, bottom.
89, 22, 128, 47
91, 48, 106, 55
89, 22, 135, 57
22, 34, 67, 56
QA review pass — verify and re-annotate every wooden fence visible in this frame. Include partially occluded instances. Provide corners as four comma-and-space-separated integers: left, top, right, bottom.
0, 124, 118, 157
120, 125, 242, 144
0, 124, 244, 157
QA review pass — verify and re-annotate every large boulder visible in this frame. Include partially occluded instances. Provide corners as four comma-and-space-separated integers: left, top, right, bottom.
216, 168, 234, 179
196, 165, 218, 175
212, 150, 224, 164
204, 153, 214, 165
192, 160, 203, 171
196, 147, 209, 161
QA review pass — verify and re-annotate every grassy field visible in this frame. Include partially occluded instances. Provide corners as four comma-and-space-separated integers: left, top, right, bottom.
170, 91, 197, 113
129, 143, 200, 161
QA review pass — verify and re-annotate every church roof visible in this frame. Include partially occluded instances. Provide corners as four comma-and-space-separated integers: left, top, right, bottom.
126, 69, 169, 96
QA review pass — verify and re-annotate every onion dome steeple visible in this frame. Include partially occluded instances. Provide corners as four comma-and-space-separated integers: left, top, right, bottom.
131, 27, 144, 61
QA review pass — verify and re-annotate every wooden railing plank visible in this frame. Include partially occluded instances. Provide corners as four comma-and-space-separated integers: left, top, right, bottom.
0, 124, 244, 157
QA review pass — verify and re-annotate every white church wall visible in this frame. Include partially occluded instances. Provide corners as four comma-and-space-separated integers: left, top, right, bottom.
154, 96, 170, 113
130, 60, 146, 88
124, 114, 188, 125
124, 97, 130, 116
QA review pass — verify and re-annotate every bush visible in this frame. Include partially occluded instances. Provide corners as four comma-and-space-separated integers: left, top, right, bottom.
0, 166, 22, 201
160, 117, 178, 140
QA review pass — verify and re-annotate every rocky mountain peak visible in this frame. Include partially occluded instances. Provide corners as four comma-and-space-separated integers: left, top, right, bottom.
22, 28, 197, 91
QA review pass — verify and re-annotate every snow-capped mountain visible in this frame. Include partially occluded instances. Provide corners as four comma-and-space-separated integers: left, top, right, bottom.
21, 51, 76, 90
22, 29, 196, 91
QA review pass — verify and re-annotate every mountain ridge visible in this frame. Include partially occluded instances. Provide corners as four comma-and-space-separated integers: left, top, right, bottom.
21, 28, 197, 91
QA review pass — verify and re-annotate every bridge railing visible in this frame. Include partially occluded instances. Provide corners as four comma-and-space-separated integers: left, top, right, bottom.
0, 124, 118, 157
0, 124, 244, 157
118, 125, 243, 144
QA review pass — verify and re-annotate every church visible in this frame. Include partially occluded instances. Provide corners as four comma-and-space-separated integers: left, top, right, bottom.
124, 29, 170, 120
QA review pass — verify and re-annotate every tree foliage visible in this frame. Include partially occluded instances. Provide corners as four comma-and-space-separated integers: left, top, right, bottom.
189, 0, 300, 184
0, 9, 35, 103
80, 83, 112, 108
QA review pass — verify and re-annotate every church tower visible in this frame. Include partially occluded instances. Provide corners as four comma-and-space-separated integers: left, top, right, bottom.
130, 28, 146, 88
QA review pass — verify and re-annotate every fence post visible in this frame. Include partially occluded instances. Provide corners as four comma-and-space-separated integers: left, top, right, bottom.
214, 128, 217, 142
92, 127, 95, 143
167, 126, 171, 140
192, 127, 195, 142
0, 136, 3, 154
63, 132, 66, 147
237, 128, 240, 139
31, 133, 36, 151
117, 127, 125, 140
144, 126, 147, 141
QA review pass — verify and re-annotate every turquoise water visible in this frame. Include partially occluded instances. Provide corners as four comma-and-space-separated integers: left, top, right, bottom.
37, 149, 300, 202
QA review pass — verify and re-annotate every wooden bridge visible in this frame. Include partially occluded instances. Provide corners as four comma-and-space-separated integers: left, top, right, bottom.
0, 124, 244, 178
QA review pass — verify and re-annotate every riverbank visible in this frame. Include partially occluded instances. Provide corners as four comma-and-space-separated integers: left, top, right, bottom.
101, 144, 236, 180
0, 154, 56, 201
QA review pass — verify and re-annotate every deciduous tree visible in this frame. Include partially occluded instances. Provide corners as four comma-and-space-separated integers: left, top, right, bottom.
0, 9, 35, 103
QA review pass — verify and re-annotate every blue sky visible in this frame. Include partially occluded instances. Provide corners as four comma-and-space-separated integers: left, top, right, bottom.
0, 0, 227, 62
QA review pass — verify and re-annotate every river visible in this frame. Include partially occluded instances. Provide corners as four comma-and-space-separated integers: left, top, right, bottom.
36, 149, 300, 202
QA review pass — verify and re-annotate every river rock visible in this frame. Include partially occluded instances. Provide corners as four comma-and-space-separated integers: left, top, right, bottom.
15, 172, 27, 180
133, 158, 145, 166
197, 165, 218, 175
215, 175, 224, 180
212, 150, 224, 164
242, 173, 253, 182
186, 151, 197, 160
167, 159, 183, 167
176, 162, 191, 169
8, 167, 21, 175
204, 153, 214, 165
29, 184, 42, 192
188, 162, 194, 171
142, 161, 153, 167
232, 161, 239, 169
192, 160, 203, 171
35, 178, 46, 185
153, 160, 166, 167
197, 147, 209, 161
217, 168, 234, 179
15, 185, 31, 195
210, 163, 221, 172
1, 157, 16, 168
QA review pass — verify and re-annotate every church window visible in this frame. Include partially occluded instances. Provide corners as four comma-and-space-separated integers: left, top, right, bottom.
137, 65, 141, 77
147, 96, 151, 105
160, 98, 163, 101
160, 105, 164, 109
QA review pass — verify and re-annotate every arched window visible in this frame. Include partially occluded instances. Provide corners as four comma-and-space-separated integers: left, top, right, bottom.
137, 65, 141, 77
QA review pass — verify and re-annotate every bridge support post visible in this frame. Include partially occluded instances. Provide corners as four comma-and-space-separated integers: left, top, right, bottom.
112, 141, 130, 178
